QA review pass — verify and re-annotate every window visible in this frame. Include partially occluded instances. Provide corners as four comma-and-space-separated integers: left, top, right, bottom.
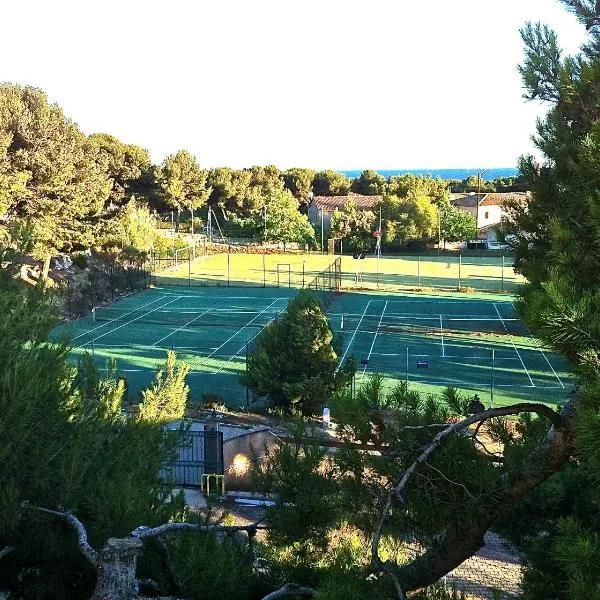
484, 211, 489, 219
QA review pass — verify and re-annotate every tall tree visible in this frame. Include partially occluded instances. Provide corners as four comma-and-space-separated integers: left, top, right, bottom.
439, 202, 476, 247
312, 170, 351, 196
157, 150, 210, 231
330, 199, 376, 250
0, 84, 111, 273
89, 133, 153, 208
257, 188, 316, 247
350, 169, 387, 196
283, 167, 316, 210
498, 2, 600, 595
242, 291, 354, 415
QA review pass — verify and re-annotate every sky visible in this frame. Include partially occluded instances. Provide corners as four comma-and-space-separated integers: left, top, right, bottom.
0, 0, 589, 170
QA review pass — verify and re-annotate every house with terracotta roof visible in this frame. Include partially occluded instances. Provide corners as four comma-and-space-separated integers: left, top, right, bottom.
450, 192, 529, 243
307, 192, 381, 231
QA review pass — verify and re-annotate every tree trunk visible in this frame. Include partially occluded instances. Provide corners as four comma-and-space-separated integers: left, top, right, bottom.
92, 537, 144, 600
42, 254, 51, 280
395, 419, 573, 592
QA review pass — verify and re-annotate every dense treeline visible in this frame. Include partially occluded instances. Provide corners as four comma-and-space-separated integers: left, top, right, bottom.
1, 83, 514, 261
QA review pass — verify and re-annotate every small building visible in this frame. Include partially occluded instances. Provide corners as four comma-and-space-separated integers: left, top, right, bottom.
307, 192, 381, 232
450, 192, 529, 242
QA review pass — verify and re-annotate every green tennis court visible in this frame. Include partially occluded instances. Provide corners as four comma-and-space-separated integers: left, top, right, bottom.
53, 286, 572, 408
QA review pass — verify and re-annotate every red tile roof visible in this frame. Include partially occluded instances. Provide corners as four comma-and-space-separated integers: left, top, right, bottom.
450, 192, 529, 208
312, 192, 381, 212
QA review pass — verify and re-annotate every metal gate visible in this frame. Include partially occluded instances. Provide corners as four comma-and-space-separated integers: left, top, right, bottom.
162, 428, 224, 487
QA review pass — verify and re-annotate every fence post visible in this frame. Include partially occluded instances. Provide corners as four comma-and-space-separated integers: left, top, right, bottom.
262, 253, 266, 288
490, 349, 495, 408
501, 255, 505, 291
227, 246, 231, 287
67, 278, 71, 319
418, 256, 421, 286
458, 254, 462, 290
188, 254, 191, 287
302, 259, 305, 288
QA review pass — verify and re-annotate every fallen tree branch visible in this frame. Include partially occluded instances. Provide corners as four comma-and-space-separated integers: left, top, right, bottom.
22, 503, 98, 567
261, 582, 317, 599
371, 401, 565, 594
131, 520, 267, 539
0, 546, 15, 560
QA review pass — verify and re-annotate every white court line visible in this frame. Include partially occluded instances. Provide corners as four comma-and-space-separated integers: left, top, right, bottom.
362, 301, 388, 377
212, 301, 287, 374
521, 323, 565, 389
80, 296, 182, 348
151, 308, 212, 347
494, 303, 535, 387
337, 300, 372, 369
439, 314, 445, 358
154, 290, 290, 301
72, 295, 167, 340
199, 299, 281, 372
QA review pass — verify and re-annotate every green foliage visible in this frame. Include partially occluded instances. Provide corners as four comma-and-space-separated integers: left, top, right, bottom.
89, 133, 153, 208
0, 84, 111, 260
440, 202, 477, 245
350, 169, 387, 196
242, 291, 353, 415
257, 377, 523, 594
136, 350, 190, 423
380, 193, 439, 247
0, 280, 181, 597
256, 188, 316, 246
158, 150, 210, 229
497, 3, 600, 596
312, 170, 351, 196
283, 167, 316, 209
165, 515, 253, 600
329, 199, 376, 250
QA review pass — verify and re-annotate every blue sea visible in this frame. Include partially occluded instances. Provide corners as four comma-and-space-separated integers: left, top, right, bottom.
339, 168, 519, 181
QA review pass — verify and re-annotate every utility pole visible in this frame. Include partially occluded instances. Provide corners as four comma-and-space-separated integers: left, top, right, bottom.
320, 207, 324, 254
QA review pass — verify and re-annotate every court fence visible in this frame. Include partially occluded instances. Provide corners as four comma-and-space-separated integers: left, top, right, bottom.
62, 258, 150, 319
152, 251, 525, 294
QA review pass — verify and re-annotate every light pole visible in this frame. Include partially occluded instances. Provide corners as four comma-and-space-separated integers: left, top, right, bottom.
320, 207, 324, 254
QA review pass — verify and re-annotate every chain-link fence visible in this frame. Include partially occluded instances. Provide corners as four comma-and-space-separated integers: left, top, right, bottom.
153, 251, 526, 294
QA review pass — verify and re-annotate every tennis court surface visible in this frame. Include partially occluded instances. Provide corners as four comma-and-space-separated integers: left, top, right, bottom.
53, 287, 572, 408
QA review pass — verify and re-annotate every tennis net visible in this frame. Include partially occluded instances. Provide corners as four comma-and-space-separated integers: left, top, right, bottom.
335, 313, 526, 337
92, 306, 281, 328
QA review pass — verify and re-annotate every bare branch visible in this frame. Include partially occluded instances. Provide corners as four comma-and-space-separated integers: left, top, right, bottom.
371, 402, 562, 579
0, 546, 15, 560
22, 503, 98, 567
131, 520, 267, 539
261, 583, 317, 600
424, 462, 477, 499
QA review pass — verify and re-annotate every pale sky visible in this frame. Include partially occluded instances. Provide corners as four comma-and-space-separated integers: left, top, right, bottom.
0, 0, 588, 170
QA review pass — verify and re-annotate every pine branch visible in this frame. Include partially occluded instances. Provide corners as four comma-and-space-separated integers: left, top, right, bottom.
261, 583, 317, 600
371, 402, 563, 585
131, 520, 267, 539
22, 503, 98, 567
